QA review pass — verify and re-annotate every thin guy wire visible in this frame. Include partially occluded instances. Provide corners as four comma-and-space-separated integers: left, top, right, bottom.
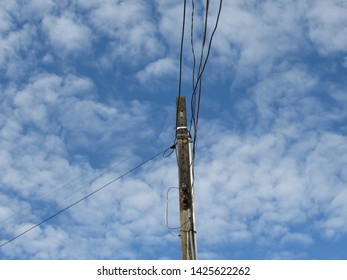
0, 176, 82, 226
3, 160, 129, 239
0, 147, 170, 249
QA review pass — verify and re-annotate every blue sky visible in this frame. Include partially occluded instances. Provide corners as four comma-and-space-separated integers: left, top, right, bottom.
0, 0, 347, 260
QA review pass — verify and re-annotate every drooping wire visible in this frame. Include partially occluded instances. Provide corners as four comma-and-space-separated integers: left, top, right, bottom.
190, 0, 223, 164
165, 187, 180, 231
163, 144, 176, 158
0, 156, 132, 243
0, 146, 172, 249
172, 0, 188, 148
0, 174, 83, 226
189, 0, 196, 133
164, 187, 194, 238
192, 0, 210, 163
178, 0, 187, 100
194, 0, 223, 95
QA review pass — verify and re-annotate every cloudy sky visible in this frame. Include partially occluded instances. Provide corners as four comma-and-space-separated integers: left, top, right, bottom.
1, 0, 347, 260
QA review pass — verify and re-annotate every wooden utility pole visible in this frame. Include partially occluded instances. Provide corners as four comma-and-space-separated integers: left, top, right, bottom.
176, 96, 197, 260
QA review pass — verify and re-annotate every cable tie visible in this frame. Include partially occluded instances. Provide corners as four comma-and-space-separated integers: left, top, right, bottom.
177, 126, 187, 130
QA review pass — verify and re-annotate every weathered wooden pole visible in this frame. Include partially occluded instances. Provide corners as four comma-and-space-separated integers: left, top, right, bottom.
176, 96, 197, 260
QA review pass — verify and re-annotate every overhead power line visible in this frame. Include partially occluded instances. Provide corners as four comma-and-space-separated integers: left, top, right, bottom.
0, 146, 173, 249
173, 0, 188, 148
190, 0, 196, 95
191, 0, 223, 163
178, 0, 187, 100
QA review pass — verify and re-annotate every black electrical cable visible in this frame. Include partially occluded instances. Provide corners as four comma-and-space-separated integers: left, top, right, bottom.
178, 0, 187, 100
190, 0, 196, 133
0, 147, 171, 249
192, 0, 210, 162
191, 0, 223, 163
193, 0, 223, 98
173, 0, 188, 146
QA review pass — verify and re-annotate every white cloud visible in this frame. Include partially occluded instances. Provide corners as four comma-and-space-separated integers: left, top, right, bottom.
191, 122, 347, 256
89, 0, 145, 34
136, 58, 177, 84
210, 1, 309, 79
12, 73, 62, 130
0, 23, 38, 79
307, 0, 347, 54
42, 13, 92, 55
280, 232, 314, 247
21, 0, 55, 21
155, 1, 184, 49
89, 0, 164, 63
0, 9, 13, 33
3, 223, 69, 259
251, 68, 320, 131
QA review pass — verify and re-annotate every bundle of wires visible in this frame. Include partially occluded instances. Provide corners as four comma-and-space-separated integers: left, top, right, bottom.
176, 0, 223, 184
